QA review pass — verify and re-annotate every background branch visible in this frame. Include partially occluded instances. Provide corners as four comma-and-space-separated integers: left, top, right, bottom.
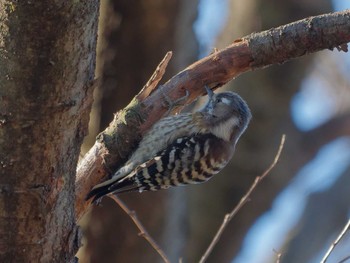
321, 219, 350, 263
109, 195, 171, 263
199, 135, 286, 263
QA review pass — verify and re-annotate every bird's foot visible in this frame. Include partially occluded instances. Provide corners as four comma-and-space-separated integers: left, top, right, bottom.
160, 85, 189, 116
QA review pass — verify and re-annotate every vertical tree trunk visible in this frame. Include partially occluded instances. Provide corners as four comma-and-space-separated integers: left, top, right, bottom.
0, 2, 99, 262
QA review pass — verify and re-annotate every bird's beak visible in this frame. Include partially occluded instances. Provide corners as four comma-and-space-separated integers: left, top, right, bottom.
203, 86, 215, 114
205, 86, 214, 99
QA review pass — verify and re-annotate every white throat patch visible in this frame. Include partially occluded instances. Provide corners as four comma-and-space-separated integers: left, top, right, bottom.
210, 116, 239, 141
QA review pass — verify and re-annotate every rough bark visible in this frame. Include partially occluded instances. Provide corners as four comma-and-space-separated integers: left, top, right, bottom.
0, 2, 99, 262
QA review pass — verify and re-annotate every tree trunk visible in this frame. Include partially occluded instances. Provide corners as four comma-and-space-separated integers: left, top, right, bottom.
0, 2, 99, 262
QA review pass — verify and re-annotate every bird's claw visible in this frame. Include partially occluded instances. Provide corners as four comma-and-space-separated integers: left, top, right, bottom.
204, 85, 214, 99
161, 86, 190, 116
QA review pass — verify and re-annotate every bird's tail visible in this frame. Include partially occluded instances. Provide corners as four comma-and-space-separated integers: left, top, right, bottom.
85, 176, 137, 203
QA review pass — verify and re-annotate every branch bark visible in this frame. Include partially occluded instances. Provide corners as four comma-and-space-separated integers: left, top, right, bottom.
75, 10, 350, 221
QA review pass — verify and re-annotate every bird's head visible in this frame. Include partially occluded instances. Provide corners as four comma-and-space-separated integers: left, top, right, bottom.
200, 86, 251, 142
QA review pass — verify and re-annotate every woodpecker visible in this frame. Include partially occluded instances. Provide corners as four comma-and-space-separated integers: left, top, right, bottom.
86, 87, 251, 202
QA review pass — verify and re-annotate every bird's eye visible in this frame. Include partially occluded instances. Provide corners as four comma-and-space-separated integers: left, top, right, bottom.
216, 97, 231, 105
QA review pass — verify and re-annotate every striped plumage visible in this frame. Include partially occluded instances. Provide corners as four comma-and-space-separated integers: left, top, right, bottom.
86, 87, 251, 202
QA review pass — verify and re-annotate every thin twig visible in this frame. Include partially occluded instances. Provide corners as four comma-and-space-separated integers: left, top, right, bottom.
109, 195, 171, 263
273, 249, 282, 263
136, 51, 173, 100
321, 219, 350, 263
338, 256, 350, 263
199, 135, 286, 263
338, 255, 350, 263
276, 252, 282, 263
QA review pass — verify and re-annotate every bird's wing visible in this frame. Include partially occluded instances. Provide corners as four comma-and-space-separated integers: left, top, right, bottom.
115, 134, 227, 192
86, 134, 229, 202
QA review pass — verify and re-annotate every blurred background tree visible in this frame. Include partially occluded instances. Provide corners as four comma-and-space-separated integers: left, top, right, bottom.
78, 0, 350, 262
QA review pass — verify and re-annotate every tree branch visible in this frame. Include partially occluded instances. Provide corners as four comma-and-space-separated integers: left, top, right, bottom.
199, 135, 286, 263
321, 219, 350, 263
136, 51, 173, 100
109, 195, 171, 263
75, 10, 350, 221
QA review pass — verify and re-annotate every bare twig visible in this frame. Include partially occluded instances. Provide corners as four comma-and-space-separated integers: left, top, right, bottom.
338, 255, 350, 263
273, 249, 282, 263
109, 195, 171, 263
276, 253, 282, 263
199, 135, 286, 263
137, 51, 173, 100
321, 219, 350, 263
